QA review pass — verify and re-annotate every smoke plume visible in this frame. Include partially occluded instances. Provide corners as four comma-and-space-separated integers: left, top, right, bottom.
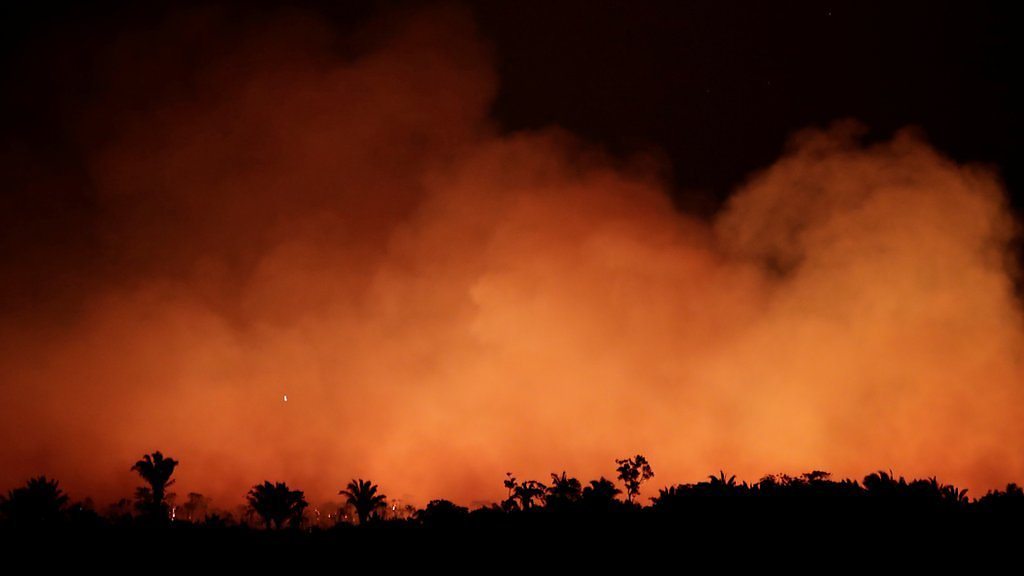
1, 4, 1021, 507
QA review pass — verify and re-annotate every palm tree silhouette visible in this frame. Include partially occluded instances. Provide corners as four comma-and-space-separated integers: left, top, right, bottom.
650, 485, 686, 511
582, 477, 622, 510
707, 470, 739, 493
0, 476, 69, 527
546, 471, 582, 507
863, 470, 906, 498
340, 479, 387, 525
131, 451, 178, 520
246, 481, 308, 530
941, 484, 969, 507
512, 480, 547, 510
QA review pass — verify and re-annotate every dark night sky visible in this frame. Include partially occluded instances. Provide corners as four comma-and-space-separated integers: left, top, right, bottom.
2, 0, 1019, 215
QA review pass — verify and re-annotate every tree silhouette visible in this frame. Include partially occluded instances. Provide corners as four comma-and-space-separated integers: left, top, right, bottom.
340, 478, 387, 525
870, 472, 914, 506
863, 470, 904, 496
181, 492, 211, 522
941, 483, 969, 507
546, 471, 582, 508
802, 470, 831, 483
246, 481, 308, 530
500, 472, 547, 511
132, 487, 154, 516
904, 477, 969, 511
13, 461, 1024, 546
131, 451, 178, 520
502, 473, 520, 511
513, 480, 547, 510
650, 485, 686, 511
581, 477, 622, 511
0, 476, 69, 528
707, 470, 741, 495
105, 497, 134, 525
978, 483, 1024, 516
615, 454, 654, 503
417, 499, 469, 528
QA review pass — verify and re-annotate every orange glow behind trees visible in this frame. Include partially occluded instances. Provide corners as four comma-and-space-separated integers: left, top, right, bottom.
0, 5, 1022, 508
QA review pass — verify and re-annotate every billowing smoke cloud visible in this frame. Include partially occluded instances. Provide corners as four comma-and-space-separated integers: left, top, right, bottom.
1, 4, 1022, 508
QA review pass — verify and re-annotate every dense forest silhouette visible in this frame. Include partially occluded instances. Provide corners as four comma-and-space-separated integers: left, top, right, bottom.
4, 450, 1024, 562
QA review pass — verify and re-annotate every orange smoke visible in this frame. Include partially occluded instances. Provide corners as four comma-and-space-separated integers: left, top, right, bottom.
1, 4, 1022, 509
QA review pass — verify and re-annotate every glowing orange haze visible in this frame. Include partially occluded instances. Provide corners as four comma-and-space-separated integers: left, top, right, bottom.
1, 5, 1022, 509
